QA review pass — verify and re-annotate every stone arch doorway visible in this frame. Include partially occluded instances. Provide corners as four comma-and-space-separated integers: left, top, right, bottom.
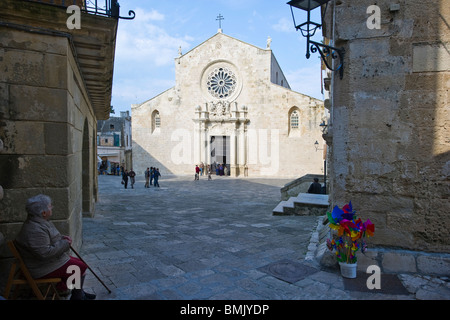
194, 102, 249, 177
210, 136, 230, 166
210, 135, 231, 175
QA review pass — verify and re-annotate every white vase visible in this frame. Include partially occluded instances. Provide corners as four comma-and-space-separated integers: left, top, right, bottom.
339, 262, 357, 279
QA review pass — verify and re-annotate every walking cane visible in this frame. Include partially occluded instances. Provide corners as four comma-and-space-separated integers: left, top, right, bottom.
70, 245, 112, 294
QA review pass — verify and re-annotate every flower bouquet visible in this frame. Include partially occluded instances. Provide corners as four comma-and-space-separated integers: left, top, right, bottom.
326, 202, 375, 278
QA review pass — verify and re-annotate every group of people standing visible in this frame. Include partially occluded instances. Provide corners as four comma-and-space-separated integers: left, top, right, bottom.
144, 167, 161, 188
195, 164, 212, 181
120, 167, 161, 189
213, 163, 228, 176
195, 162, 228, 180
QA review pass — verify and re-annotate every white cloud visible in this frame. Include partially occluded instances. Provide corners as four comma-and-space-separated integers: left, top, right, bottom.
272, 17, 295, 33
115, 7, 193, 67
285, 63, 324, 100
134, 8, 165, 22
112, 75, 177, 113
112, 7, 195, 112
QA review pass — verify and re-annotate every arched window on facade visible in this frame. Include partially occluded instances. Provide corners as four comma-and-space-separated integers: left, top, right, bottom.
289, 108, 301, 137
155, 113, 161, 128
152, 110, 161, 133
291, 110, 299, 129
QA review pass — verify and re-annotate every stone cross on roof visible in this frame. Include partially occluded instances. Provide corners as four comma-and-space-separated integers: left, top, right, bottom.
216, 14, 224, 32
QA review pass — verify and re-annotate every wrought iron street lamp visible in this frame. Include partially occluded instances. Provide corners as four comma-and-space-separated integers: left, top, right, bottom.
319, 120, 328, 133
287, 0, 344, 79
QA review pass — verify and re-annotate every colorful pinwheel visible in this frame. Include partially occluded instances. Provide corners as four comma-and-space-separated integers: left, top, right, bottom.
326, 202, 375, 264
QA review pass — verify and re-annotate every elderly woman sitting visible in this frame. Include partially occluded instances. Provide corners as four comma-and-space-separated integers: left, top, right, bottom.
15, 194, 96, 300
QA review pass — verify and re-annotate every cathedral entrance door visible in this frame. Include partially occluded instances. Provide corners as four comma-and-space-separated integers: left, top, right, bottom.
210, 136, 230, 175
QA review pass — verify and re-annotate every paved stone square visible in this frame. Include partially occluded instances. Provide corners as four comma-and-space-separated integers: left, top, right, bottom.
80, 174, 449, 300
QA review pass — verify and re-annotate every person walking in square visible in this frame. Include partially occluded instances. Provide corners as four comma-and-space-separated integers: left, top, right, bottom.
208, 167, 212, 181
207, 165, 212, 180
144, 168, 150, 188
153, 168, 161, 187
195, 165, 200, 180
150, 167, 154, 186
128, 168, 136, 189
122, 169, 129, 189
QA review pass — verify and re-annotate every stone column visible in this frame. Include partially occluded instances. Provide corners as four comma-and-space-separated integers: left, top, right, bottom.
237, 105, 248, 176
201, 122, 208, 166
230, 126, 237, 177
206, 133, 211, 167
194, 106, 202, 165
238, 123, 247, 176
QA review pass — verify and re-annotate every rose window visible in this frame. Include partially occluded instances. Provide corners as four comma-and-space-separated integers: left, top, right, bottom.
207, 67, 237, 99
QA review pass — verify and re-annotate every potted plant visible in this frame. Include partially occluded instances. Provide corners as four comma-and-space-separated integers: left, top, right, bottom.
326, 202, 375, 278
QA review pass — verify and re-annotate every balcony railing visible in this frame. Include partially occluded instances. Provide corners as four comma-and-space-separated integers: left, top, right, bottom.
83, 0, 135, 20
28, 0, 135, 20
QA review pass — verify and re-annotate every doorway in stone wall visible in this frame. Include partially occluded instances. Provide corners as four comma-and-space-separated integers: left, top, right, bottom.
210, 136, 230, 175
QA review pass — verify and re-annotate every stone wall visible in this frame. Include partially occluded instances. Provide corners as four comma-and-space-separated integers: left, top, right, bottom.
28, 0, 84, 7
0, 26, 97, 246
313, 217, 450, 277
324, 0, 449, 253
0, 0, 101, 290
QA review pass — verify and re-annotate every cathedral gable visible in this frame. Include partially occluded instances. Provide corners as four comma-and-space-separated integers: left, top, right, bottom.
132, 32, 325, 178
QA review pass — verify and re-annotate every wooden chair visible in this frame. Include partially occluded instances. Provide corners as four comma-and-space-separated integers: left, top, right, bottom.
3, 241, 62, 300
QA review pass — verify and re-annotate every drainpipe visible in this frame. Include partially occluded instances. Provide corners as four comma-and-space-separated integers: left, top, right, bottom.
0, 138, 3, 202
0, 138, 4, 248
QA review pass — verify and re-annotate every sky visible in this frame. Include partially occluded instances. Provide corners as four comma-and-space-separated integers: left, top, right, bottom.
111, 0, 324, 115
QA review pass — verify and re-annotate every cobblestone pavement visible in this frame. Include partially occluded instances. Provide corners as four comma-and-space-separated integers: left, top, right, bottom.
80, 175, 450, 301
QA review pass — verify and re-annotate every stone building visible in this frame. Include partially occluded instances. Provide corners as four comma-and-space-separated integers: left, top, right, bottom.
97, 111, 132, 172
132, 31, 326, 178
0, 0, 122, 288
319, 0, 449, 273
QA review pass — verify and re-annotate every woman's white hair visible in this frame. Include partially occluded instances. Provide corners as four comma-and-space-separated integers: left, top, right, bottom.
26, 194, 52, 217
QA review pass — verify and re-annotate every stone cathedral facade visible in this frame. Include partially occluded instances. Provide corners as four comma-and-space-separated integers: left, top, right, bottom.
132, 31, 325, 178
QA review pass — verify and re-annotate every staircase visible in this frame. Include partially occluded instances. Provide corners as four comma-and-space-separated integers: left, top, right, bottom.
273, 193, 329, 216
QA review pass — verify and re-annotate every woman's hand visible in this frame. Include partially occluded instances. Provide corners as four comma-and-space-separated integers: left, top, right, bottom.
62, 235, 72, 245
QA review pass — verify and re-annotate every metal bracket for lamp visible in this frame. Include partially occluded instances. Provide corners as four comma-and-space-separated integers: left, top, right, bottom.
110, 0, 136, 20
288, 0, 345, 79
118, 10, 136, 20
309, 40, 344, 79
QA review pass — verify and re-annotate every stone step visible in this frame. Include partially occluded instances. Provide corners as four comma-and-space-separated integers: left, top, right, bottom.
273, 193, 329, 216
